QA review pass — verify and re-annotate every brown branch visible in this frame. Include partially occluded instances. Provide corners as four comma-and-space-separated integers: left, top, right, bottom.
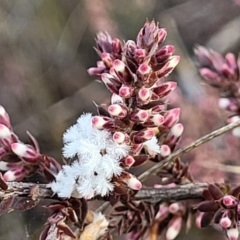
138, 120, 240, 182
1, 181, 207, 204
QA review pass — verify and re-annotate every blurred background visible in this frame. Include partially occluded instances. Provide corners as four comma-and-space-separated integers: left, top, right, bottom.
0, 0, 240, 239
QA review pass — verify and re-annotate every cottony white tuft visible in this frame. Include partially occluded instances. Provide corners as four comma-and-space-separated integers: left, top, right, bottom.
50, 113, 130, 198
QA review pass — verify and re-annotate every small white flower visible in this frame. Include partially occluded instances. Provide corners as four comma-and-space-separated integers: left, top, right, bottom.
50, 113, 130, 198
144, 136, 160, 156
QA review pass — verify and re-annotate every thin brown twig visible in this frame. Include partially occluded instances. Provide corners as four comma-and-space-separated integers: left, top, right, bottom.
138, 120, 240, 182
0, 181, 207, 204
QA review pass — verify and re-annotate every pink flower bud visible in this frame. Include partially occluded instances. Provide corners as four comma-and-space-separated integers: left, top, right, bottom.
155, 45, 175, 63
137, 63, 151, 76
123, 156, 135, 167
113, 132, 125, 143
166, 216, 182, 240
3, 165, 29, 181
170, 123, 184, 137
101, 73, 121, 94
220, 216, 232, 229
0, 124, 13, 147
144, 114, 164, 127
163, 108, 180, 128
168, 202, 180, 214
108, 104, 128, 118
119, 85, 134, 98
112, 38, 122, 55
195, 212, 204, 228
130, 109, 149, 123
156, 56, 180, 78
0, 105, 11, 129
232, 127, 240, 137
137, 88, 151, 104
222, 63, 235, 79
134, 49, 146, 63
113, 60, 134, 84
101, 52, 112, 68
160, 144, 171, 157
131, 129, 155, 144
157, 28, 167, 45
11, 143, 39, 161
111, 93, 124, 104
227, 115, 240, 123
218, 98, 238, 112
122, 173, 142, 190
132, 143, 143, 154
87, 66, 105, 77
0, 124, 11, 139
92, 116, 113, 130
155, 203, 169, 219
222, 195, 238, 208
153, 82, 177, 98
199, 68, 219, 81
227, 228, 239, 240
225, 53, 237, 70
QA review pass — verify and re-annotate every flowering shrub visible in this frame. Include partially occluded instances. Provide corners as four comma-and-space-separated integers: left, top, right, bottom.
1, 19, 240, 240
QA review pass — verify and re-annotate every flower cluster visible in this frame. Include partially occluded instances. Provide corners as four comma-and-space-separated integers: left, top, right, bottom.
0, 105, 60, 182
197, 184, 240, 240
50, 20, 183, 200
195, 46, 240, 136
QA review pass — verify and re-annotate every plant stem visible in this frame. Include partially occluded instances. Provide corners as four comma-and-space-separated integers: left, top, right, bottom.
138, 120, 240, 181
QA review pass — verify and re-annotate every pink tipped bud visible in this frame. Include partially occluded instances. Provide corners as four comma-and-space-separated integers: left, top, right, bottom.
157, 56, 180, 78
220, 216, 232, 229
11, 143, 39, 161
137, 88, 151, 104
0, 105, 11, 129
130, 109, 149, 123
144, 114, 164, 127
111, 93, 124, 104
222, 63, 235, 79
0, 124, 11, 139
119, 85, 134, 98
137, 63, 151, 76
225, 53, 237, 70
170, 123, 184, 137
218, 98, 238, 111
132, 143, 143, 154
166, 216, 182, 240
112, 38, 122, 55
123, 173, 142, 190
232, 127, 240, 137
3, 166, 28, 181
163, 108, 180, 128
113, 132, 125, 143
155, 45, 175, 63
92, 116, 113, 130
153, 82, 177, 98
108, 104, 128, 118
113, 59, 125, 72
199, 68, 219, 81
222, 195, 238, 208
227, 228, 239, 240
227, 115, 240, 123
101, 52, 112, 68
134, 49, 146, 63
168, 202, 181, 214
160, 144, 171, 157
101, 73, 120, 94
123, 156, 135, 167
131, 129, 155, 144
158, 28, 167, 45
195, 212, 204, 228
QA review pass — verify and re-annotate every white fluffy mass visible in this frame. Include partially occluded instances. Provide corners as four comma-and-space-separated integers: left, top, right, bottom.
50, 113, 130, 199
